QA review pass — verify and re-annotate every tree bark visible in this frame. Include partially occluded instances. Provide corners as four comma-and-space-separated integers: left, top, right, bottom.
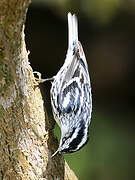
0, 1, 78, 179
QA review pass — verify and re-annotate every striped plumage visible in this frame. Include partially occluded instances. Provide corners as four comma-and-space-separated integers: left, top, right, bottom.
51, 13, 92, 157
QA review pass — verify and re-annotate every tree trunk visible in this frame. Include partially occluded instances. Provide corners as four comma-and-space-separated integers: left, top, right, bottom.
0, 1, 78, 179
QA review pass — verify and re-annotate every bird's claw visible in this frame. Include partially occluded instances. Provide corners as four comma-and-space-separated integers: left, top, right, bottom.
33, 71, 54, 85
33, 71, 43, 85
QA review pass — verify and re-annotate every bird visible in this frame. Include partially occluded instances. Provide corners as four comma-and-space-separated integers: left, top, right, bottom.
34, 12, 92, 157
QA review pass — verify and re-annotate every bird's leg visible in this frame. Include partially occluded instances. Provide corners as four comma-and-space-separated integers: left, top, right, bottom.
33, 71, 54, 84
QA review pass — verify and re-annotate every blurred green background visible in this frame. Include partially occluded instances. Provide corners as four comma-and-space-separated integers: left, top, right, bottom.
25, 0, 135, 179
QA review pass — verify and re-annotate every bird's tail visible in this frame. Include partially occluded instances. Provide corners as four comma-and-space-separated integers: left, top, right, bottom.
68, 12, 78, 51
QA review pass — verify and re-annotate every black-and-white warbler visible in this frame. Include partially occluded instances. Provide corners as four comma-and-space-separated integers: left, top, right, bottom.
35, 12, 92, 157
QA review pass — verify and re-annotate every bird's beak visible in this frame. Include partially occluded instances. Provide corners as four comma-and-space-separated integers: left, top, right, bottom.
51, 148, 60, 158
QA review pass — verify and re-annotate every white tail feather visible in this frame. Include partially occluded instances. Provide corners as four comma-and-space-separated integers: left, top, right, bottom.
68, 12, 78, 50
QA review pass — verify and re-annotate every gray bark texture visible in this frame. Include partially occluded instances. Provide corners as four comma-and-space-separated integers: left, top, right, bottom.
0, 0, 78, 179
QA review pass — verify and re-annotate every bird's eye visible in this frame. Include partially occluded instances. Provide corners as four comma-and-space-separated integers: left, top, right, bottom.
63, 137, 66, 142
62, 137, 67, 144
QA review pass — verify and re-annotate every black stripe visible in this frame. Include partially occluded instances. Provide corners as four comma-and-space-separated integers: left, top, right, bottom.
79, 58, 86, 70
68, 123, 85, 150
72, 66, 80, 78
62, 122, 89, 153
